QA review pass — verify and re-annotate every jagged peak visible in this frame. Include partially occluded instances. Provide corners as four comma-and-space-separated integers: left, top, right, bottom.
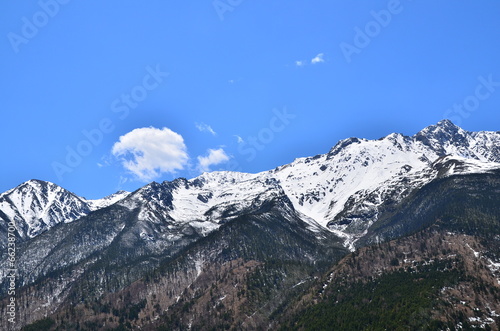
416, 119, 464, 136
25, 178, 48, 185
2, 179, 65, 197
381, 132, 407, 142
325, 120, 466, 160
22, 179, 54, 189
413, 120, 469, 152
436, 118, 459, 128
327, 137, 364, 157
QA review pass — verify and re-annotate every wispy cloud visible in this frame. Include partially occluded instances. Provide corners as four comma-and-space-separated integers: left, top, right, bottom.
295, 53, 326, 66
197, 148, 230, 172
111, 127, 189, 181
234, 135, 244, 143
311, 53, 325, 64
97, 155, 112, 168
196, 122, 217, 136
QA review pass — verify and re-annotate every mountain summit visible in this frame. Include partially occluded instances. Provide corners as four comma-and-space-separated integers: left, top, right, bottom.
0, 181, 129, 248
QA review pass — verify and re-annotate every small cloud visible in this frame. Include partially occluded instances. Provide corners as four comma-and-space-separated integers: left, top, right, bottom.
111, 127, 189, 182
234, 135, 244, 144
311, 53, 325, 64
295, 54, 325, 67
197, 148, 230, 172
97, 155, 112, 168
228, 78, 242, 84
196, 122, 217, 136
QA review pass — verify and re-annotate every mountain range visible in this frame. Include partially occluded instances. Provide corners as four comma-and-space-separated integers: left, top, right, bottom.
1, 120, 500, 330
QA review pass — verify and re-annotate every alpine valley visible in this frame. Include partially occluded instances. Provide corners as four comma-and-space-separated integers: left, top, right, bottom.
1, 120, 500, 330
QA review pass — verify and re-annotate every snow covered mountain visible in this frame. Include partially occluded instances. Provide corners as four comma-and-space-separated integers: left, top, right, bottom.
1, 120, 499, 251
108, 119, 500, 249
269, 120, 500, 247
272, 120, 500, 227
1, 120, 500, 330
0, 180, 129, 248
116, 171, 325, 243
0, 180, 90, 240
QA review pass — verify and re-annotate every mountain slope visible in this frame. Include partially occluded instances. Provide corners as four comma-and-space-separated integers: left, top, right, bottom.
284, 231, 500, 330
281, 171, 500, 330
270, 120, 500, 233
327, 155, 500, 248
0, 191, 347, 330
11, 167, 500, 331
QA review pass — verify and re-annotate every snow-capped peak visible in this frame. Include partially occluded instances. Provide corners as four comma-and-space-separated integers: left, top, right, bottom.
0, 181, 130, 243
0, 179, 90, 239
268, 120, 500, 230
425, 118, 462, 133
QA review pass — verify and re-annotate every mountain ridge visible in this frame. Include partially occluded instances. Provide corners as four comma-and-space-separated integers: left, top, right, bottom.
1, 120, 500, 248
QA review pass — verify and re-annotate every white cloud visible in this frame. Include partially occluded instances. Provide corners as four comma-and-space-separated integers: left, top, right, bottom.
234, 135, 244, 143
197, 148, 230, 172
196, 122, 217, 136
311, 53, 325, 64
295, 54, 325, 66
111, 127, 189, 181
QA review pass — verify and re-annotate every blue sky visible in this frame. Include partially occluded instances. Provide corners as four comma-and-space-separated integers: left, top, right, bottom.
1, 1, 500, 199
